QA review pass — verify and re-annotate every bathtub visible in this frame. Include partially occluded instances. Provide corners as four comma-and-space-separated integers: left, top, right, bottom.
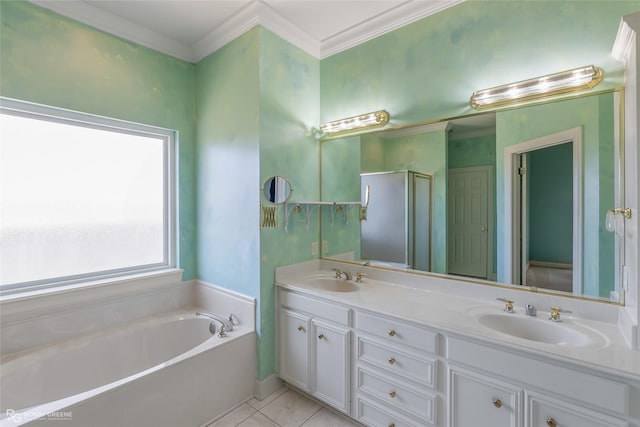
1, 310, 256, 427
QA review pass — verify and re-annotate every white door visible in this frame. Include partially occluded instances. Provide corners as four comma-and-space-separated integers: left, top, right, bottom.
448, 167, 492, 278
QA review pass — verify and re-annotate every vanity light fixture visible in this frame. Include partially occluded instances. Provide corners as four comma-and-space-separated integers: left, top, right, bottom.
320, 110, 389, 136
470, 65, 603, 110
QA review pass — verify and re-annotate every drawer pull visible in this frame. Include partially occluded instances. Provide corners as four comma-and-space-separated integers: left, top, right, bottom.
389, 391, 396, 398
388, 329, 396, 337
492, 398, 502, 408
318, 333, 325, 340
388, 357, 396, 365
388, 424, 395, 427
546, 418, 557, 427
297, 325, 304, 332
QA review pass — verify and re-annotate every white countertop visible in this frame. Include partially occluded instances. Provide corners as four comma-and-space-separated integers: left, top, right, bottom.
275, 260, 640, 383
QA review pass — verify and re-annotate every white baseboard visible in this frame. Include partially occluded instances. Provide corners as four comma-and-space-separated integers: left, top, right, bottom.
255, 374, 283, 400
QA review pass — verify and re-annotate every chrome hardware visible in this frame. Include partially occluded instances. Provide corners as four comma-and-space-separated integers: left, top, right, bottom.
492, 398, 502, 408
218, 326, 227, 338
196, 312, 235, 332
549, 306, 572, 322
389, 391, 396, 398
388, 357, 396, 365
318, 333, 325, 340
497, 298, 515, 313
297, 325, 305, 332
546, 417, 557, 427
388, 329, 396, 337
356, 272, 366, 283
525, 304, 537, 317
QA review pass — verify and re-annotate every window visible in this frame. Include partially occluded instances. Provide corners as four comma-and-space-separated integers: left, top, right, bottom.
0, 98, 175, 294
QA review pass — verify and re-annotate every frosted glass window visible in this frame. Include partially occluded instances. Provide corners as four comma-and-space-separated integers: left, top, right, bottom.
0, 100, 174, 290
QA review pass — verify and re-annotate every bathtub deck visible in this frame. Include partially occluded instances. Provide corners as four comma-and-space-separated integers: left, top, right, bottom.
205, 386, 361, 427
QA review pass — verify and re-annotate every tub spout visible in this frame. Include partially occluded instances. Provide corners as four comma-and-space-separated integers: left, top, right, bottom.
196, 312, 235, 332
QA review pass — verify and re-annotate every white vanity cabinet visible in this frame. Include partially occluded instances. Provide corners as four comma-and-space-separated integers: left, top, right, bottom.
277, 289, 351, 413
355, 310, 440, 426
447, 337, 631, 427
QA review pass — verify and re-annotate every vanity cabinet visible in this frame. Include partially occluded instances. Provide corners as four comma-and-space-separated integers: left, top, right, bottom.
447, 337, 630, 427
355, 310, 440, 426
277, 289, 351, 413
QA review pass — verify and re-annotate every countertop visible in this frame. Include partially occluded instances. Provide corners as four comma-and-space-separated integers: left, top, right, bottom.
275, 261, 640, 383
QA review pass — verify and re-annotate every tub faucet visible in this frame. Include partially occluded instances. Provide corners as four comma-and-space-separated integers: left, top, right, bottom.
196, 312, 235, 332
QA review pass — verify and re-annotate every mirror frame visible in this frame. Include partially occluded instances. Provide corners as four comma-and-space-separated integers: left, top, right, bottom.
262, 176, 293, 205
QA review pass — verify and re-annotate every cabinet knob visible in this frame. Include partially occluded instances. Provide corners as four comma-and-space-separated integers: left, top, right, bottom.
388, 329, 396, 337
546, 417, 557, 427
492, 398, 502, 408
389, 391, 396, 398
297, 325, 304, 332
318, 333, 325, 340
388, 424, 395, 427
388, 357, 396, 365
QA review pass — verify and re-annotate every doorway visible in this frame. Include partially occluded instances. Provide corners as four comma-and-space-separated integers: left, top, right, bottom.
503, 128, 582, 295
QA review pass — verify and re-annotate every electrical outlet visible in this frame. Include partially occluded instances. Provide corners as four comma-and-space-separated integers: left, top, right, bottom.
311, 241, 318, 256
322, 240, 328, 253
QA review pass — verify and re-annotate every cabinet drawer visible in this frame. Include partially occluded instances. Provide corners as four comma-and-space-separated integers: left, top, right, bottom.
447, 337, 628, 415
357, 396, 430, 427
357, 337, 436, 388
358, 367, 436, 424
527, 392, 628, 427
357, 310, 437, 354
280, 290, 351, 326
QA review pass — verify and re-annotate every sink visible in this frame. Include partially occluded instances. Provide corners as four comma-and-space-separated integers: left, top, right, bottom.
475, 313, 590, 346
306, 277, 359, 292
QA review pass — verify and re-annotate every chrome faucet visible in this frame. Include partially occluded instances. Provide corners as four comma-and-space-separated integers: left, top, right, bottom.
525, 304, 537, 317
196, 312, 236, 333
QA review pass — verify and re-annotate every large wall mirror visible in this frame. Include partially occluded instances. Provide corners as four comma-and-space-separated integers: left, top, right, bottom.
320, 90, 624, 304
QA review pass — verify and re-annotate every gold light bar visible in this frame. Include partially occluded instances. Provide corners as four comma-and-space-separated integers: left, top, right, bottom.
320, 110, 389, 136
470, 65, 603, 110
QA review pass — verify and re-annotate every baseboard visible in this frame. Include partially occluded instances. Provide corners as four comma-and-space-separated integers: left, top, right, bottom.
255, 374, 283, 400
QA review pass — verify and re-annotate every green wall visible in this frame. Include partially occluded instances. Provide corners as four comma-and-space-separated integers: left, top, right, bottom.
320, 1, 638, 126
0, 0, 197, 280
529, 143, 574, 264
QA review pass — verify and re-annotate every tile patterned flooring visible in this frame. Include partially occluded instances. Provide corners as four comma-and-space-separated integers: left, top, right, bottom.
205, 386, 361, 427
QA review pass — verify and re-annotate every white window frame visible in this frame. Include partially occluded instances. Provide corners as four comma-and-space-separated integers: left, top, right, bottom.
0, 97, 176, 295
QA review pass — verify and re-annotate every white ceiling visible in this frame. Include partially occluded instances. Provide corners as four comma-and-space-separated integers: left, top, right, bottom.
28, 0, 464, 62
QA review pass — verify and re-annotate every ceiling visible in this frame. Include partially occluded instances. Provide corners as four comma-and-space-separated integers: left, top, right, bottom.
28, 0, 464, 62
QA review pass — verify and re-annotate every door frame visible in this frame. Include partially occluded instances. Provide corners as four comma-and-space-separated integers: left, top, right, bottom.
503, 127, 583, 295
448, 165, 495, 280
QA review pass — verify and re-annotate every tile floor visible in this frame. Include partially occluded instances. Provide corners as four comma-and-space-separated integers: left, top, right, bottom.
205, 385, 362, 427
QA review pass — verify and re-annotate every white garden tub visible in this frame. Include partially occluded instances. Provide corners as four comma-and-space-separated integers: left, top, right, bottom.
0, 310, 256, 427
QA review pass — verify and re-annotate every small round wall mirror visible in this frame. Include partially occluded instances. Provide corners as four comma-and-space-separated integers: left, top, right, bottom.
262, 176, 293, 204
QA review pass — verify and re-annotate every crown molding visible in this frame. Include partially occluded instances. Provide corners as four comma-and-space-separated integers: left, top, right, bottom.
612, 12, 640, 64
28, 0, 196, 62
27, 0, 463, 63
320, 0, 466, 59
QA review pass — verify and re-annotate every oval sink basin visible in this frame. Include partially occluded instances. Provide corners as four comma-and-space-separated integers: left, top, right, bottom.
476, 313, 590, 346
307, 277, 359, 292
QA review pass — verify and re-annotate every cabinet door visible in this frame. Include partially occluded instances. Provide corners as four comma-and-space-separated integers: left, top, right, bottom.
313, 319, 350, 413
449, 367, 522, 427
279, 308, 311, 391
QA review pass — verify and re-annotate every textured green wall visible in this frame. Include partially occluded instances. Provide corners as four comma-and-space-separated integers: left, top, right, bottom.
320, 1, 638, 127
0, 0, 197, 280
258, 28, 320, 380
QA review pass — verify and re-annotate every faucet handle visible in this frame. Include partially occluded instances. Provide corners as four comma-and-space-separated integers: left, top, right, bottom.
497, 298, 515, 313
356, 272, 366, 283
332, 268, 342, 278
549, 306, 571, 322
